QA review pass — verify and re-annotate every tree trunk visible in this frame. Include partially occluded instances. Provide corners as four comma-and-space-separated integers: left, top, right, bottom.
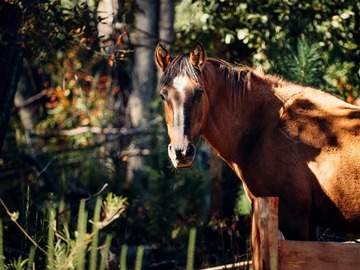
128, 0, 158, 127
0, 3, 23, 155
97, 0, 119, 51
159, 0, 175, 45
126, 0, 159, 183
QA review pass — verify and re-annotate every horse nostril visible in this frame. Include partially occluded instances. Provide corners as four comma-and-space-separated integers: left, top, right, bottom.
169, 144, 183, 159
186, 143, 196, 157
175, 149, 182, 159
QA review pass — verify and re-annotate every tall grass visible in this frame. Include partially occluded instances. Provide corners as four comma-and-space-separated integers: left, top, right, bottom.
186, 227, 197, 270
0, 193, 128, 269
134, 246, 144, 270
26, 246, 36, 270
99, 234, 113, 270
46, 206, 56, 269
75, 199, 88, 270
119, 244, 128, 270
0, 195, 202, 269
89, 196, 102, 270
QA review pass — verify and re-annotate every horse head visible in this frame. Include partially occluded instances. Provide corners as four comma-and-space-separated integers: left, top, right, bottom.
155, 43, 209, 168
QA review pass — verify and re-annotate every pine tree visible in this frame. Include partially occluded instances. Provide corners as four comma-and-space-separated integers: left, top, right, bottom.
277, 37, 325, 89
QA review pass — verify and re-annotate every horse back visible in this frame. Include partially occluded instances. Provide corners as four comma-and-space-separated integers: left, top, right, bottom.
278, 87, 360, 232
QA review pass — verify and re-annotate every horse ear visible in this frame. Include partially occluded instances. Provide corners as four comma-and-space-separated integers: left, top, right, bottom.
190, 43, 206, 69
155, 44, 172, 71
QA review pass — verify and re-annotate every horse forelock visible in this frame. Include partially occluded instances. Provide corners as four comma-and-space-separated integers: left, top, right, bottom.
158, 55, 202, 91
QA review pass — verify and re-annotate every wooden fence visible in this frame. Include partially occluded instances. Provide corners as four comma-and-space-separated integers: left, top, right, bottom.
251, 197, 360, 270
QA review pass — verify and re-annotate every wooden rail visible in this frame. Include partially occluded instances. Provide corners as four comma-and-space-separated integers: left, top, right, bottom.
251, 197, 360, 270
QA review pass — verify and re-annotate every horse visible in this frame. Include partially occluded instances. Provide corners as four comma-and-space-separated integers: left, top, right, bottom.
154, 42, 360, 241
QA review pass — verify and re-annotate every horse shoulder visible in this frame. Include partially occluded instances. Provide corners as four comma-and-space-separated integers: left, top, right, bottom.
276, 86, 360, 230
278, 87, 356, 144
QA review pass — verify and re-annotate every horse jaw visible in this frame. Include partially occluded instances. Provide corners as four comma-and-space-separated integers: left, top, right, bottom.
171, 160, 194, 169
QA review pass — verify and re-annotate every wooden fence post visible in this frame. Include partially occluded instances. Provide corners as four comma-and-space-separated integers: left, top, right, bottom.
251, 197, 279, 270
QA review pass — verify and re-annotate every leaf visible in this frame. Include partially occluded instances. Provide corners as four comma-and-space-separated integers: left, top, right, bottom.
10, 211, 19, 222
224, 33, 234, 44
237, 28, 249, 40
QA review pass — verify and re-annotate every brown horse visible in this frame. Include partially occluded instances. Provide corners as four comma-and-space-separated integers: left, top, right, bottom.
154, 43, 360, 240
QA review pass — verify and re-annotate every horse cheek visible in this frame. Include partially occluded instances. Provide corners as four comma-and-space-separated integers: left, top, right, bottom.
200, 94, 209, 133
164, 103, 175, 141
192, 100, 205, 139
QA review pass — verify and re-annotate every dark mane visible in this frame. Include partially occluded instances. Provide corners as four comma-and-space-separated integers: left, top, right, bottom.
158, 55, 253, 93
206, 58, 251, 93
207, 58, 289, 91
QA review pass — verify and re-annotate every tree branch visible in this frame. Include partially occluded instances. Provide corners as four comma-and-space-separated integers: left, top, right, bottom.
36, 115, 163, 137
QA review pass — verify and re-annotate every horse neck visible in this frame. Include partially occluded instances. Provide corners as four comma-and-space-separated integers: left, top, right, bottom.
200, 64, 283, 167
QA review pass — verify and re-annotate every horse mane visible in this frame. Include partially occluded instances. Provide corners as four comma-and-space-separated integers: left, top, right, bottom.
158, 54, 286, 93
206, 58, 253, 93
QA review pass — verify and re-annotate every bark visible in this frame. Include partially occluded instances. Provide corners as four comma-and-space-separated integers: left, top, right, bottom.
14, 91, 35, 130
157, 0, 175, 85
128, 0, 158, 127
97, 0, 119, 42
97, 0, 130, 129
0, 3, 23, 155
159, 0, 175, 44
126, 0, 159, 183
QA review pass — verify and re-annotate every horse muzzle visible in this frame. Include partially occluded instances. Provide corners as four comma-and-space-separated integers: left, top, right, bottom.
168, 143, 196, 168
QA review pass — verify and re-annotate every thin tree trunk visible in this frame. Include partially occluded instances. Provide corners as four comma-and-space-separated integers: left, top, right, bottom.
126, 0, 159, 183
128, 0, 158, 127
159, 0, 175, 45
97, 0, 119, 48
0, 3, 23, 154
156, 0, 175, 86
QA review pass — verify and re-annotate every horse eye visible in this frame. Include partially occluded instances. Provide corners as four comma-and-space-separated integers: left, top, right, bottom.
194, 89, 203, 101
159, 92, 167, 101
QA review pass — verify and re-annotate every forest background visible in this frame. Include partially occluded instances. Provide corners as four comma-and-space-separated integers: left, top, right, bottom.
0, 0, 359, 269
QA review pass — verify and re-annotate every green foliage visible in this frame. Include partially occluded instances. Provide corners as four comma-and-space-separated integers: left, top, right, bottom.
116, 0, 139, 26
99, 234, 112, 270
8, 256, 30, 270
9, 0, 128, 150
273, 36, 359, 103
134, 246, 144, 270
186, 227, 196, 270
3, 0, 219, 268
119, 244, 128, 270
89, 197, 102, 270
143, 155, 209, 245
18, 0, 100, 62
26, 246, 36, 270
75, 199, 88, 270
0, 193, 127, 269
175, 0, 360, 98
234, 189, 251, 217
276, 37, 325, 88
33, 49, 116, 149
46, 206, 56, 269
